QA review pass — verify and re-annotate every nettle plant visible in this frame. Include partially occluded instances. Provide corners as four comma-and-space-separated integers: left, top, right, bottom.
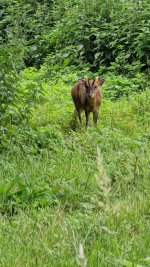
100, 72, 147, 100
0, 46, 45, 128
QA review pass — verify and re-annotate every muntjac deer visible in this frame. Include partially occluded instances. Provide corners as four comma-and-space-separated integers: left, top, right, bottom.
71, 77, 104, 126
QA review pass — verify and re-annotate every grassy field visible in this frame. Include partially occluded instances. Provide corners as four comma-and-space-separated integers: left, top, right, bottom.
0, 73, 150, 266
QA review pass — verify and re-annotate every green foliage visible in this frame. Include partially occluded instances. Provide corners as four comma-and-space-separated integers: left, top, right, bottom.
0, 1, 150, 265
0, 45, 22, 126
43, 0, 150, 73
1, 0, 150, 72
0, 62, 46, 151
101, 72, 148, 100
1, 0, 54, 67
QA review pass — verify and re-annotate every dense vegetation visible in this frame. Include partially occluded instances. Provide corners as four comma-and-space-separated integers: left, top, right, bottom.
0, 0, 150, 266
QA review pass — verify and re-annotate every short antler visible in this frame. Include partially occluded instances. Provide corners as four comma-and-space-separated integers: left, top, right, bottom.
85, 76, 90, 87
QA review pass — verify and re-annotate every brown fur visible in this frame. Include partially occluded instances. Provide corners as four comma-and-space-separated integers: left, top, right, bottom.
71, 77, 104, 126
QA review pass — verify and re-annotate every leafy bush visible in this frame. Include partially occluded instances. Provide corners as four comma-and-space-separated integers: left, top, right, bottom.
0, 59, 45, 125
0, 60, 46, 151
1, 0, 150, 73
45, 0, 150, 73
101, 72, 148, 100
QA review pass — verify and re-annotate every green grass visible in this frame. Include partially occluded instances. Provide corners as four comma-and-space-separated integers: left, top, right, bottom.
0, 77, 150, 266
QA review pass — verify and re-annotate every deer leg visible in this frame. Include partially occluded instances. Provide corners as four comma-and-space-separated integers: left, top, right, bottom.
85, 111, 90, 126
93, 111, 98, 124
75, 109, 82, 123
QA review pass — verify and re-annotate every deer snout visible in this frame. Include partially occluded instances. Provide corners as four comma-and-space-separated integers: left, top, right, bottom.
87, 91, 95, 98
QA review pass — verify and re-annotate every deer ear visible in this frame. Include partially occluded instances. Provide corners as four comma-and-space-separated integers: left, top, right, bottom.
78, 78, 85, 85
98, 77, 105, 85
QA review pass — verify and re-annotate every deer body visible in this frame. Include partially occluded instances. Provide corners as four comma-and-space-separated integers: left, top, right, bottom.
71, 77, 104, 126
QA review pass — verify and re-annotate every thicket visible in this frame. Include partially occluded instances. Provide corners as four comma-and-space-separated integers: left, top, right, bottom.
1, 0, 150, 70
